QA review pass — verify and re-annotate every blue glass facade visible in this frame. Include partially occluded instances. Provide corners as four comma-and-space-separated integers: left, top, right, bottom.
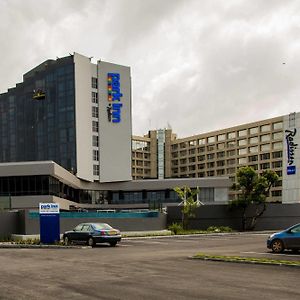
0, 56, 76, 172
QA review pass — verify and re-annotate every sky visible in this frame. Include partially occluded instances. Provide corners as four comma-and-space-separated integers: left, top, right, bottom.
0, 0, 300, 138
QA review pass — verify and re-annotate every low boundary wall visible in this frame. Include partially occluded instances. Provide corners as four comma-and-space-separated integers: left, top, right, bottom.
167, 203, 300, 230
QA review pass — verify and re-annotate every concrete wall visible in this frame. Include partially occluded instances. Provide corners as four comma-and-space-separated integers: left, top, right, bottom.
0, 211, 20, 238
74, 53, 94, 182
167, 203, 300, 231
19, 211, 167, 235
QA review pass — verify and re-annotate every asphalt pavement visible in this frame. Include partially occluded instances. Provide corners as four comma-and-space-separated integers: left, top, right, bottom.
0, 233, 299, 299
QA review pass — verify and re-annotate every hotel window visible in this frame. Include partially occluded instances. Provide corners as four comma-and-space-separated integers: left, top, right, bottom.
92, 136, 99, 147
207, 162, 215, 168
188, 149, 195, 155
272, 161, 282, 168
217, 134, 225, 142
217, 169, 225, 176
217, 151, 225, 158
92, 92, 98, 104
92, 121, 98, 132
249, 146, 258, 153
207, 170, 215, 177
93, 165, 99, 176
238, 157, 247, 165
198, 163, 205, 169
238, 129, 247, 137
189, 157, 196, 163
273, 142, 283, 150
249, 137, 259, 144
92, 77, 98, 89
249, 155, 258, 162
180, 150, 187, 156
272, 151, 282, 159
272, 190, 282, 197
198, 138, 206, 145
217, 160, 225, 167
227, 132, 236, 139
180, 158, 186, 164
207, 145, 215, 151
180, 167, 187, 172
260, 153, 270, 160
207, 136, 215, 143
217, 143, 225, 150
260, 134, 270, 142
249, 127, 258, 135
238, 148, 247, 155
227, 168, 235, 174
198, 155, 205, 161
272, 132, 283, 140
260, 162, 270, 170
238, 139, 247, 146
189, 140, 197, 146
227, 159, 235, 165
261, 144, 271, 151
273, 122, 283, 130
227, 141, 235, 148
261, 124, 271, 132
198, 172, 205, 177
171, 144, 178, 151
92, 106, 98, 118
180, 142, 187, 148
198, 147, 205, 153
207, 153, 215, 160
93, 150, 99, 161
227, 150, 235, 156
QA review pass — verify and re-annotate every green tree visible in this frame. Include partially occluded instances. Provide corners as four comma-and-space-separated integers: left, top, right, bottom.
174, 186, 201, 229
230, 167, 279, 231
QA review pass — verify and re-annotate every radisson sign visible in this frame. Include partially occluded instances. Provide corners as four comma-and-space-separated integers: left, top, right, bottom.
285, 128, 297, 175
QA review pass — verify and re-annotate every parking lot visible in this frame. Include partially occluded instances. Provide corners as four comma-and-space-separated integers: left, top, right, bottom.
0, 233, 299, 299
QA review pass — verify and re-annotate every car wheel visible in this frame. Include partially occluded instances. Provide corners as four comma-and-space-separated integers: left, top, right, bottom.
271, 239, 284, 253
110, 241, 117, 247
64, 236, 70, 246
87, 237, 95, 247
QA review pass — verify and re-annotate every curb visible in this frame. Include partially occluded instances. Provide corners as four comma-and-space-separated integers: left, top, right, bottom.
190, 255, 300, 268
0, 243, 90, 249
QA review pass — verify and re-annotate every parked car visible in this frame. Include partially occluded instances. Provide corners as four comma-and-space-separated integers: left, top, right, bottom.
63, 223, 121, 247
267, 223, 300, 253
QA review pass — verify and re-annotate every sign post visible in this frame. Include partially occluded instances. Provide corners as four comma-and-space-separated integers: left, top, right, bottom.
39, 203, 60, 244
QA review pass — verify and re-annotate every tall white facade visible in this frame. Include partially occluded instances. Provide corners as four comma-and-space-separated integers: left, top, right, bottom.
282, 112, 300, 203
73, 53, 132, 183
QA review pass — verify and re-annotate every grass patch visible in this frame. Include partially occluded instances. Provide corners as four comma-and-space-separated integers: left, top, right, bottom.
193, 253, 300, 267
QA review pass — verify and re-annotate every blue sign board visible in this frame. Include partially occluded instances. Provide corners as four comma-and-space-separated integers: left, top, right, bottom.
39, 203, 60, 244
107, 73, 123, 123
285, 129, 298, 175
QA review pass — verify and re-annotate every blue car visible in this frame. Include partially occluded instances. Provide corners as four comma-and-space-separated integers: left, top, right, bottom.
267, 223, 300, 253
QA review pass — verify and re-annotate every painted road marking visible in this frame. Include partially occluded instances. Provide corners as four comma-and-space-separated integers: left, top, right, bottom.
242, 251, 300, 258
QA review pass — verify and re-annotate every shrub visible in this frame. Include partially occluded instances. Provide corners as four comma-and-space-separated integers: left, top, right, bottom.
207, 226, 233, 233
168, 223, 183, 235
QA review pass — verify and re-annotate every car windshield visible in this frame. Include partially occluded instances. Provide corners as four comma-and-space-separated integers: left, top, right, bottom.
92, 223, 113, 231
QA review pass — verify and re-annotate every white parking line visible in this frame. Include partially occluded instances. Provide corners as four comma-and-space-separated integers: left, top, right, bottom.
242, 251, 300, 258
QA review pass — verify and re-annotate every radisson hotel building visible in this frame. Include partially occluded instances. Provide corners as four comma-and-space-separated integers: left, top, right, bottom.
0, 53, 229, 209
0, 53, 298, 209
132, 113, 300, 204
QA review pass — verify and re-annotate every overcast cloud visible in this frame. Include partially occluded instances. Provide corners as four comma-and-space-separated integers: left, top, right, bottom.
1, 0, 300, 137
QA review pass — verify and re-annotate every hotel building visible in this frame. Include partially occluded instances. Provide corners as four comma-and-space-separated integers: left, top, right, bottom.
0, 53, 230, 209
132, 112, 300, 204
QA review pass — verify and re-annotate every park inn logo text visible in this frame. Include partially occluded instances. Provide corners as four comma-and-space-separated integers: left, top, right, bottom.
106, 73, 123, 123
